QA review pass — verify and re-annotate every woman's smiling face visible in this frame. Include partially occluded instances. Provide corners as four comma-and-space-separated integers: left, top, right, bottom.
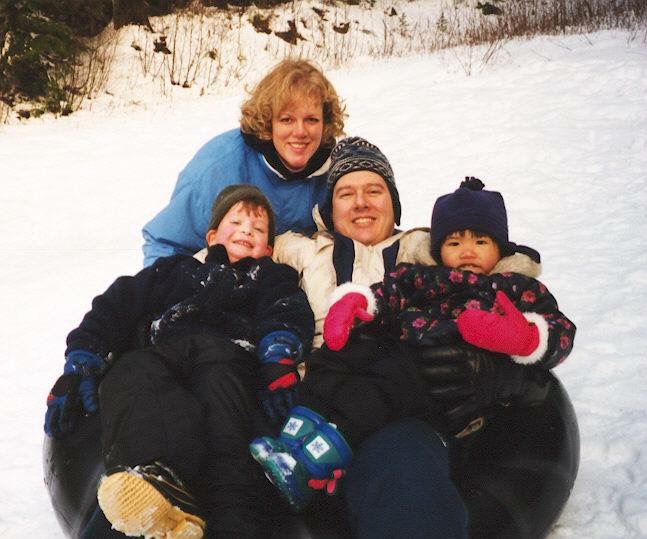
271, 96, 324, 172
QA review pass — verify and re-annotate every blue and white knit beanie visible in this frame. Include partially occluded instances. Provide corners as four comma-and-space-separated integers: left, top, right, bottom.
430, 177, 540, 263
320, 136, 401, 230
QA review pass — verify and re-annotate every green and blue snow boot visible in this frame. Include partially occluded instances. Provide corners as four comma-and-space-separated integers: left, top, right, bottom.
249, 407, 353, 511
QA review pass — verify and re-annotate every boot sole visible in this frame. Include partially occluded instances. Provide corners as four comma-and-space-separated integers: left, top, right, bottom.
97, 469, 205, 538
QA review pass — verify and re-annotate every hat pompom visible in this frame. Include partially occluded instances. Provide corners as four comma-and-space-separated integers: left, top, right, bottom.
460, 176, 485, 191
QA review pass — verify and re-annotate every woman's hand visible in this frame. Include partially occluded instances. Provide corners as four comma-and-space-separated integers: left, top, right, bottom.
44, 350, 106, 438
257, 331, 302, 425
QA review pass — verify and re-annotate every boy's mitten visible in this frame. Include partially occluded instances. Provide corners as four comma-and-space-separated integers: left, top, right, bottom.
258, 331, 303, 424
44, 350, 106, 438
324, 293, 374, 351
456, 291, 539, 358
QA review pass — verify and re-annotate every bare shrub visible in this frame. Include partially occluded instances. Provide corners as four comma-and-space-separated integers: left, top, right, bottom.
5, 0, 646, 121
63, 26, 119, 113
258, 0, 646, 76
0, 100, 10, 124
127, 5, 246, 95
458, 0, 647, 48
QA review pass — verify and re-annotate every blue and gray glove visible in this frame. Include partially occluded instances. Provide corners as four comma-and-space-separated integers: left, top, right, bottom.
258, 330, 303, 426
44, 350, 106, 438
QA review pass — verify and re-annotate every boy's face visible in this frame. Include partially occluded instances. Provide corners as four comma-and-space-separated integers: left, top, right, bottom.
440, 230, 501, 274
205, 202, 273, 263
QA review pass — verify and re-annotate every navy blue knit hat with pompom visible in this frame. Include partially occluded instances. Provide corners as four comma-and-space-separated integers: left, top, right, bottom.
430, 177, 540, 264
319, 137, 401, 230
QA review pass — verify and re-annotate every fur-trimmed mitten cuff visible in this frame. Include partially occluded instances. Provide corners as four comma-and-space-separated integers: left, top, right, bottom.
456, 291, 544, 362
324, 283, 377, 351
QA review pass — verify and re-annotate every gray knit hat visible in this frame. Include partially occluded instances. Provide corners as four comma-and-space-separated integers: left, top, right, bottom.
208, 184, 276, 246
320, 136, 401, 229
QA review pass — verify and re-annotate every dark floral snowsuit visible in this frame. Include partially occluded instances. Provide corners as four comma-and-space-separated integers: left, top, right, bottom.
372, 263, 575, 369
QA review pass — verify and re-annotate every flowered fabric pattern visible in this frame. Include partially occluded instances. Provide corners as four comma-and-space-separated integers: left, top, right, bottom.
371, 263, 575, 369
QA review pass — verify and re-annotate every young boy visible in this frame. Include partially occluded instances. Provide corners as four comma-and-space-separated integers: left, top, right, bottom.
44, 185, 314, 538
250, 177, 575, 511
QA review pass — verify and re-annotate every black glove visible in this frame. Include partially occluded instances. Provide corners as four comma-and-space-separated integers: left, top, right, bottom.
416, 343, 549, 436
44, 374, 83, 438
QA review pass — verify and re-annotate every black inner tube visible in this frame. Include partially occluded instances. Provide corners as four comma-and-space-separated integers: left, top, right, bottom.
43, 372, 579, 539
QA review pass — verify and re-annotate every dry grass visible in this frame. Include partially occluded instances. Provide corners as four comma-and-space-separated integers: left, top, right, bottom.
455, 0, 646, 46
63, 27, 120, 113
4, 0, 646, 122
143, 0, 647, 83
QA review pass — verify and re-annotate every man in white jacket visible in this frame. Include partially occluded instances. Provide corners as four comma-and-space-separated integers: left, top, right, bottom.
273, 136, 434, 349
253, 137, 469, 537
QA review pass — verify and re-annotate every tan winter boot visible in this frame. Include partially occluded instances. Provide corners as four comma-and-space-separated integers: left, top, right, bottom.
97, 461, 205, 538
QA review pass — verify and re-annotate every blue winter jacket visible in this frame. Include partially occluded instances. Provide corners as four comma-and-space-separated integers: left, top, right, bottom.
142, 129, 329, 266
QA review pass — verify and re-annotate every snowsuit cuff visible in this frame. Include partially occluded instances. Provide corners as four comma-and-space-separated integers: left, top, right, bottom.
329, 282, 378, 316
511, 312, 549, 365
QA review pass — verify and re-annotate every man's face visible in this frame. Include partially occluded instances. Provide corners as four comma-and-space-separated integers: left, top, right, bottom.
206, 202, 273, 263
331, 171, 395, 245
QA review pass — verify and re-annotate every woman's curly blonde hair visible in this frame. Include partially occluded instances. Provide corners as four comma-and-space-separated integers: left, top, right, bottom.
240, 59, 346, 146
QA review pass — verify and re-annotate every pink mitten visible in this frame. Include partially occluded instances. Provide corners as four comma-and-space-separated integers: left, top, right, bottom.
324, 293, 374, 351
456, 291, 539, 357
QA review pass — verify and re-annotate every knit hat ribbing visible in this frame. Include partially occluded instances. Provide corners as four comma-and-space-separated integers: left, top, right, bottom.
208, 184, 276, 246
320, 137, 401, 230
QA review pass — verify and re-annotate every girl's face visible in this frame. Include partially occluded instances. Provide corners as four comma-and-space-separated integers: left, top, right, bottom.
206, 202, 273, 263
271, 96, 324, 172
440, 230, 501, 274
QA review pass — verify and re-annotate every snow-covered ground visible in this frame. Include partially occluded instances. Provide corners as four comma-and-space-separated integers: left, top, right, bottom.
1, 27, 646, 538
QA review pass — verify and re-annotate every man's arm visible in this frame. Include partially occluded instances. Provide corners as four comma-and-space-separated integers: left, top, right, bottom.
416, 343, 550, 437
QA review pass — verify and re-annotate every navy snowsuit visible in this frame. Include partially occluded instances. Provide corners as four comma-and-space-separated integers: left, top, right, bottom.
67, 244, 314, 536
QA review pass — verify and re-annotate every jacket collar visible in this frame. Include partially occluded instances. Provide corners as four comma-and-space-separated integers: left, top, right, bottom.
490, 252, 541, 278
204, 243, 230, 264
427, 250, 542, 278
241, 131, 332, 181
313, 204, 328, 232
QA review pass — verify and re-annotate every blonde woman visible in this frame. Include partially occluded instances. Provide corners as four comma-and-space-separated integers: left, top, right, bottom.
142, 59, 346, 266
